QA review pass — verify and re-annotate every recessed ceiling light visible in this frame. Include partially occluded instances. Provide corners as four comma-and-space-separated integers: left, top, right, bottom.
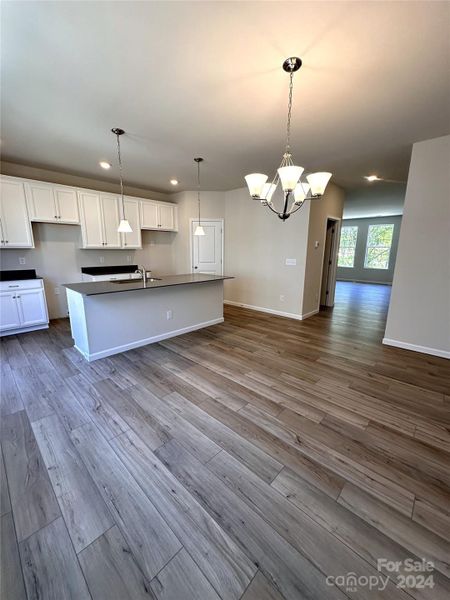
99, 161, 111, 170
365, 175, 381, 182
170, 179, 178, 185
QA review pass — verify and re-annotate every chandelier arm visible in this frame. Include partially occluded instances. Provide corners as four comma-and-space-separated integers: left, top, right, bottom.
287, 201, 306, 216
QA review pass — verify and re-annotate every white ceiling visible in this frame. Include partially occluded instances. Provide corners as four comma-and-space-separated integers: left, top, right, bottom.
2, 1, 449, 193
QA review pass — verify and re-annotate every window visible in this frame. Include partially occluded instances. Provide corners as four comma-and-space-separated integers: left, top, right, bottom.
337, 226, 358, 267
364, 224, 394, 269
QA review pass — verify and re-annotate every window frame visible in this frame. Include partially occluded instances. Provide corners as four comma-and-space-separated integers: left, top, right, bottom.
337, 225, 358, 268
364, 223, 395, 270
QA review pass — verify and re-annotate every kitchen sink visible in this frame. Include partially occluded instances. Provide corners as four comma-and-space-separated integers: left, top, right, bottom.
111, 277, 162, 284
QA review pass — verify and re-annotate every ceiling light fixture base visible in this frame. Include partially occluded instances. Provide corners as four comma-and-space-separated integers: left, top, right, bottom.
194, 157, 204, 163
111, 128, 125, 136
282, 57, 302, 73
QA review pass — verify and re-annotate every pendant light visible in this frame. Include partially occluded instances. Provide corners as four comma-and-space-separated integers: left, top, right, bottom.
112, 128, 133, 233
193, 157, 205, 236
244, 57, 332, 221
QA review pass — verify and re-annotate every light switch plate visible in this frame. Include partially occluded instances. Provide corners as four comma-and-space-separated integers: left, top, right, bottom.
285, 258, 297, 266
19, 257, 26, 265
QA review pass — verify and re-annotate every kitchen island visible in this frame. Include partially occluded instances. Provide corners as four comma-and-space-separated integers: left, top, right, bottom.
64, 274, 232, 361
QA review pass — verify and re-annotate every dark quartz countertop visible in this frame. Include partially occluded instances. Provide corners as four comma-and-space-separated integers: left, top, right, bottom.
0, 269, 40, 281
63, 273, 233, 296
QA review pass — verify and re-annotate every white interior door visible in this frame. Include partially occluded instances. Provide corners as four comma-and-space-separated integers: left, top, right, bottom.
191, 220, 223, 275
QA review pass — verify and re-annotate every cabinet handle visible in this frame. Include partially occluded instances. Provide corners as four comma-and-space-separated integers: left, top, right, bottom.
8, 285, 19, 288
54, 215, 58, 219
16, 296, 21, 299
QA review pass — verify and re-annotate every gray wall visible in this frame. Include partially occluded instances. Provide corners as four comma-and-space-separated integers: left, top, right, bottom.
384, 135, 450, 358
336, 216, 402, 284
343, 183, 405, 219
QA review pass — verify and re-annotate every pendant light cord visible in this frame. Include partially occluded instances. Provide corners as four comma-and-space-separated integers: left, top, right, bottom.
285, 71, 294, 155
116, 132, 125, 220
197, 159, 201, 226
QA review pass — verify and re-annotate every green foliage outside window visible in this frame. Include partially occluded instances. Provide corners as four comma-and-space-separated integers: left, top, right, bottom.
337, 226, 358, 267
364, 224, 394, 269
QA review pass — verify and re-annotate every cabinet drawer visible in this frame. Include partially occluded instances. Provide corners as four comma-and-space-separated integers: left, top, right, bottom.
0, 279, 43, 292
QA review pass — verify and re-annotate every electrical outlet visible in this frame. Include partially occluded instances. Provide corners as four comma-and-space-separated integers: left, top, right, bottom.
166, 310, 173, 320
19, 257, 26, 265
99, 256, 105, 264
126, 255, 132, 262
280, 295, 285, 302
285, 258, 297, 266
54, 287, 60, 295
314, 241, 320, 249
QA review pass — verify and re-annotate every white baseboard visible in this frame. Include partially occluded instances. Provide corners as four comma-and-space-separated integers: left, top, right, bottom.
382, 337, 450, 359
0, 323, 49, 337
76, 317, 224, 362
224, 300, 318, 321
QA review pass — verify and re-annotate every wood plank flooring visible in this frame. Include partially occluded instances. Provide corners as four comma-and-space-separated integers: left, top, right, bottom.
1, 282, 449, 599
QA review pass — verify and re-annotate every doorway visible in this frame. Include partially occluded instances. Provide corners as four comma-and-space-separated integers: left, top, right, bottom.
190, 219, 224, 275
320, 218, 340, 307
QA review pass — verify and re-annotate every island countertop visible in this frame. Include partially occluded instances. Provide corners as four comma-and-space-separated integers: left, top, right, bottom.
64, 273, 233, 296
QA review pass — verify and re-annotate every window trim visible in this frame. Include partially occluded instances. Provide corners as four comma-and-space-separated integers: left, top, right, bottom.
337, 225, 358, 268
364, 223, 394, 270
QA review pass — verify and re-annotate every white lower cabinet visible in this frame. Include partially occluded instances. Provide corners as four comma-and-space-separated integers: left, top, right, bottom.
0, 177, 34, 248
0, 292, 22, 330
0, 280, 49, 335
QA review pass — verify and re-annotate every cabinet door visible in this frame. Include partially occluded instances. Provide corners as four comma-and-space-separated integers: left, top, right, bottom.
158, 203, 176, 231
141, 201, 159, 229
55, 187, 80, 223
79, 192, 104, 248
16, 289, 48, 327
26, 182, 57, 222
122, 198, 142, 248
0, 179, 34, 248
0, 292, 21, 331
101, 195, 121, 248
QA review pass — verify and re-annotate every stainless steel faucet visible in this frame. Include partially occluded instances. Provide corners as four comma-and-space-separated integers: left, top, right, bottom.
135, 266, 150, 284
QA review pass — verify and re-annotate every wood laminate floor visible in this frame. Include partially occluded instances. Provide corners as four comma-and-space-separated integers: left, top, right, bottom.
1, 282, 449, 600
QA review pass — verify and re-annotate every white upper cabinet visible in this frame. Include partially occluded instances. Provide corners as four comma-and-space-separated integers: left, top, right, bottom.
100, 194, 122, 248
54, 187, 80, 223
159, 203, 177, 230
79, 191, 121, 248
141, 200, 178, 231
0, 177, 34, 248
122, 198, 142, 248
141, 200, 159, 229
78, 191, 104, 248
26, 181, 79, 224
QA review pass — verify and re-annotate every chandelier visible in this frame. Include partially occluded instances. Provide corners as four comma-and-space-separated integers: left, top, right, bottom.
245, 57, 332, 221
111, 128, 133, 233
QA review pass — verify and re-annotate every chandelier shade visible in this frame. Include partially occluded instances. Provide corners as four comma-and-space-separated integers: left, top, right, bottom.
244, 57, 332, 220
245, 173, 268, 198
277, 165, 304, 192
261, 182, 277, 203
293, 181, 310, 204
306, 172, 332, 197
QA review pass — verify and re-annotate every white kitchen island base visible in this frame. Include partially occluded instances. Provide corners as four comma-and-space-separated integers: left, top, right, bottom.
66, 276, 227, 361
